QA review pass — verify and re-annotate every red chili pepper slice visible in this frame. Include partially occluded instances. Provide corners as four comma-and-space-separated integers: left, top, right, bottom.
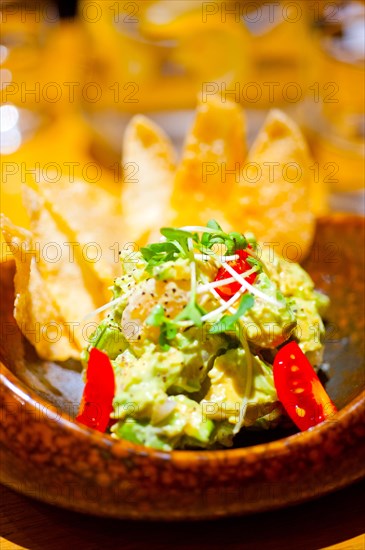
76, 348, 115, 432
215, 249, 257, 301
273, 341, 337, 431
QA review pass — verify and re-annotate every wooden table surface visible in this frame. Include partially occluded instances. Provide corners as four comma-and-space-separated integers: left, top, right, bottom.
0, 479, 364, 550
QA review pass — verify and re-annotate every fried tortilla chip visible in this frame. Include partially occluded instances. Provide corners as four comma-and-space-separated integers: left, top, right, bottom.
226, 109, 315, 259
122, 114, 176, 244
172, 94, 246, 227
26, 173, 121, 287
1, 215, 80, 360
22, 186, 103, 350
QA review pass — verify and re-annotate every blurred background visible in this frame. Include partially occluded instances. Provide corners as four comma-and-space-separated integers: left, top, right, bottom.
1, 0, 364, 231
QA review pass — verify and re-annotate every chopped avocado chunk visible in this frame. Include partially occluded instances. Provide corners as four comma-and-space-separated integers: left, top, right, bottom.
313, 290, 330, 317
151, 258, 191, 280
112, 419, 172, 451
112, 394, 215, 450
202, 348, 278, 428
87, 319, 128, 360
241, 274, 296, 348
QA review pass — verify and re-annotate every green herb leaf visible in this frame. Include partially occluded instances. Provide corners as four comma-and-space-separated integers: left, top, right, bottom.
146, 304, 180, 350
246, 256, 262, 270
201, 220, 249, 257
140, 241, 181, 273
207, 219, 223, 231
146, 304, 166, 327
159, 227, 199, 260
209, 294, 255, 334
201, 220, 223, 249
175, 300, 205, 327
226, 232, 247, 254
160, 227, 196, 241
245, 232, 258, 251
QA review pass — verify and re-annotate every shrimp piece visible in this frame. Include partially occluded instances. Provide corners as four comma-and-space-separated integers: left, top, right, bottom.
121, 278, 190, 347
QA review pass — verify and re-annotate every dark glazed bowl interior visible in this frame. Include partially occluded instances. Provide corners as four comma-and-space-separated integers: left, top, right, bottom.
0, 214, 364, 519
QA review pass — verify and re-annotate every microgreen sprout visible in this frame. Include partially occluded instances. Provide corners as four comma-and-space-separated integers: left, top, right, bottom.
146, 304, 180, 350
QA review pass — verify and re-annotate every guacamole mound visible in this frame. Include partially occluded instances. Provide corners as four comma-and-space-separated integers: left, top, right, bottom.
83, 224, 329, 451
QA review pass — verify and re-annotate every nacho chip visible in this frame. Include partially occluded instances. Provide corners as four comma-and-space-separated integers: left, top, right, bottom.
122, 115, 176, 244
172, 94, 246, 227
26, 173, 121, 287
22, 186, 102, 350
226, 109, 315, 259
1, 215, 79, 360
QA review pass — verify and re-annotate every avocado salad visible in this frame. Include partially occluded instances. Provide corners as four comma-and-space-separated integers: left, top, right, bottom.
81, 221, 330, 451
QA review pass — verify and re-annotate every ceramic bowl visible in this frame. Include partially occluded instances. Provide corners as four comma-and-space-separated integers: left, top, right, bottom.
0, 214, 364, 520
